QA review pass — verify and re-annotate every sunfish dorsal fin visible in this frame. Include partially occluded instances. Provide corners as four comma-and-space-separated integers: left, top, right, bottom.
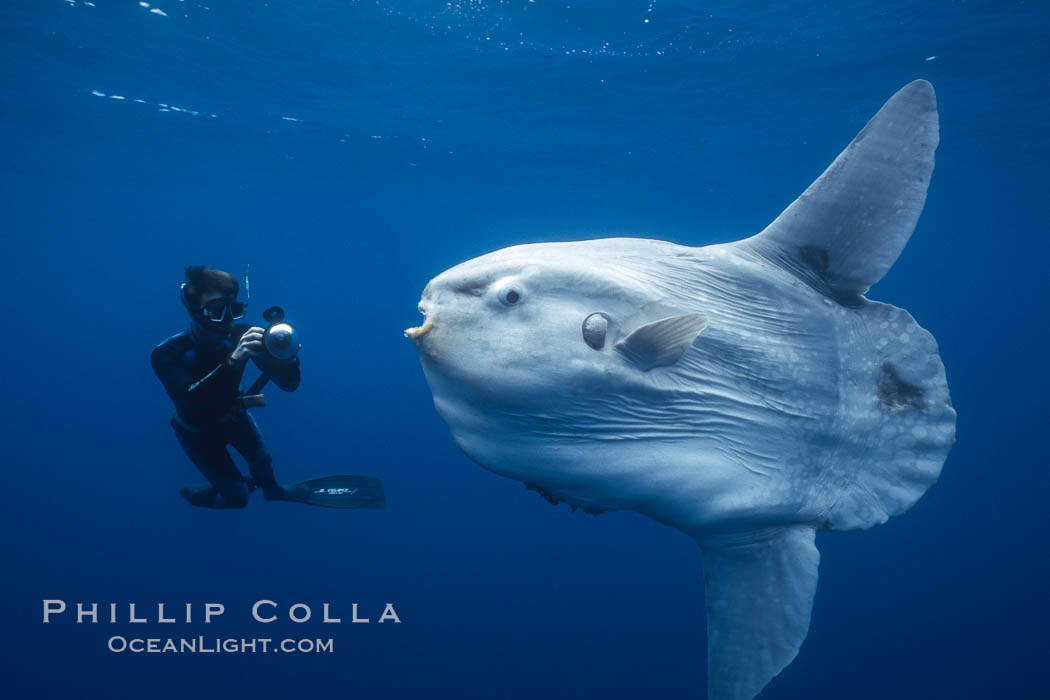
702, 526, 820, 700
614, 312, 708, 371
742, 80, 939, 302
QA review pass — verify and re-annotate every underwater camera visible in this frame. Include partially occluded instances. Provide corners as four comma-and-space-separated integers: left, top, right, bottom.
238, 306, 300, 409
260, 305, 300, 361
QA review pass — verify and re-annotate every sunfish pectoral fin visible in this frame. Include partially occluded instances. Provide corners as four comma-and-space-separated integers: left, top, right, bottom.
614, 312, 708, 371
701, 526, 820, 700
742, 80, 939, 302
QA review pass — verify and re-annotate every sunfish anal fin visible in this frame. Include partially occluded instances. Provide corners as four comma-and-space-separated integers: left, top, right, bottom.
614, 312, 708, 371
701, 526, 820, 700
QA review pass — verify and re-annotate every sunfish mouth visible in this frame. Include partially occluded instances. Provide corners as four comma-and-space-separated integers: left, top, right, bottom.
404, 317, 433, 340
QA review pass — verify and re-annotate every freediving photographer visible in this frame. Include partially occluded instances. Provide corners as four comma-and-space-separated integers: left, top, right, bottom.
150, 266, 299, 509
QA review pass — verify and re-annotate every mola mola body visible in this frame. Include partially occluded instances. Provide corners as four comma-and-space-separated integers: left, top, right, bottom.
406, 80, 954, 699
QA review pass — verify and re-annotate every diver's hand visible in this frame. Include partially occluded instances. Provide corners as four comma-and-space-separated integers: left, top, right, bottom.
229, 327, 266, 367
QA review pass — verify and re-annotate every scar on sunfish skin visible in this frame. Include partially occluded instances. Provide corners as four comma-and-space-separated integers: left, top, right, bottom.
877, 361, 924, 413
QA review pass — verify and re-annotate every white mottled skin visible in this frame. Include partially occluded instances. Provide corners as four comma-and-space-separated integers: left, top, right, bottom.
407, 81, 955, 700
412, 238, 952, 543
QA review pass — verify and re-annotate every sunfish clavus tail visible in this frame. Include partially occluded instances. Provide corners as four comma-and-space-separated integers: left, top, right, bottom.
406, 80, 955, 699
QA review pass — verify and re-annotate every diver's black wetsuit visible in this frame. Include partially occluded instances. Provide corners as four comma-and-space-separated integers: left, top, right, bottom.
151, 324, 300, 508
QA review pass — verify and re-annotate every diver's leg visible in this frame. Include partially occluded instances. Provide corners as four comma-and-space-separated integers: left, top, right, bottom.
172, 420, 250, 509
229, 412, 286, 501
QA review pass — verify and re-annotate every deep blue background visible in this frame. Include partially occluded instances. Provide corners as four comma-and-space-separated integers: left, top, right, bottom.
2, 1, 1047, 698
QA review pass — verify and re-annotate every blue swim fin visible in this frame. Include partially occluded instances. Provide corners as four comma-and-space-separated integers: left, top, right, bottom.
279, 475, 386, 509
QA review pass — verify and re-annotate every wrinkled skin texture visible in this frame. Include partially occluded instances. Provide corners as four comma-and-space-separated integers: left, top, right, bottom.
410, 238, 952, 543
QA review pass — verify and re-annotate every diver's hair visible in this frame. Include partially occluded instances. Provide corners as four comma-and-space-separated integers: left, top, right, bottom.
184, 265, 239, 306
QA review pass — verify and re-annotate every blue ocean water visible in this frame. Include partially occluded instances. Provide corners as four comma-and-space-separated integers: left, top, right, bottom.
2, 0, 1047, 697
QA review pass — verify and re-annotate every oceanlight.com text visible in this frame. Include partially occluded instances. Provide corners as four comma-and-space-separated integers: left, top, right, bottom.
107, 636, 334, 654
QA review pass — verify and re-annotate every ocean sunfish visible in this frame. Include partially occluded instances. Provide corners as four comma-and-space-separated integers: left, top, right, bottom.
405, 80, 955, 699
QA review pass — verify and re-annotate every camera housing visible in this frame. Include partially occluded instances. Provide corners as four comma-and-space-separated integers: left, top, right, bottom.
261, 306, 300, 361
237, 306, 300, 409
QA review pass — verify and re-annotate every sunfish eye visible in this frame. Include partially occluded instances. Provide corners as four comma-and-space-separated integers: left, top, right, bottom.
582, 312, 609, 350
498, 285, 523, 306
